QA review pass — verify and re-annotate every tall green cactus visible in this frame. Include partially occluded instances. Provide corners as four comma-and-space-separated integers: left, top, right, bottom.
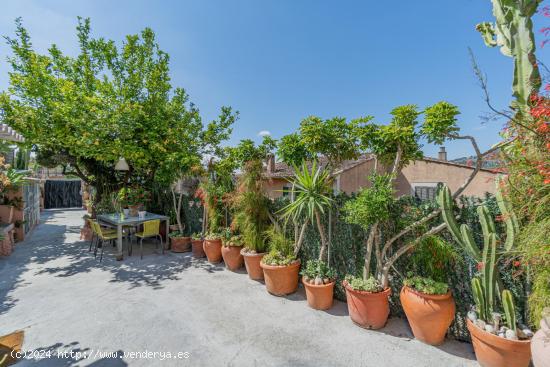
502, 290, 517, 332
438, 181, 519, 325
476, 0, 541, 112
472, 277, 489, 321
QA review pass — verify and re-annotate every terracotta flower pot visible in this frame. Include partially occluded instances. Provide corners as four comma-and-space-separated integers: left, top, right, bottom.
191, 239, 206, 258
532, 318, 550, 367
400, 286, 455, 345
302, 276, 335, 310
467, 319, 531, 367
128, 205, 140, 217
260, 260, 301, 296
343, 281, 391, 330
221, 245, 244, 271
171, 236, 191, 253
203, 238, 222, 263
241, 249, 266, 280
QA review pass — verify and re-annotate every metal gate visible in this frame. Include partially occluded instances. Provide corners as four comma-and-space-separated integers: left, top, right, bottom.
44, 180, 83, 209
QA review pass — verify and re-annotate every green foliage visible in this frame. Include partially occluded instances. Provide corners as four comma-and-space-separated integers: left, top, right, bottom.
502, 289, 517, 332
276, 133, 313, 167
407, 235, 460, 283
421, 102, 460, 145
191, 232, 202, 240
344, 275, 383, 293
168, 231, 187, 238
0, 17, 235, 201
204, 232, 222, 240
301, 260, 335, 281
264, 226, 293, 257
279, 161, 333, 224
343, 174, 394, 229
230, 159, 271, 252
403, 275, 448, 295
262, 252, 296, 266
117, 186, 150, 207
223, 234, 244, 247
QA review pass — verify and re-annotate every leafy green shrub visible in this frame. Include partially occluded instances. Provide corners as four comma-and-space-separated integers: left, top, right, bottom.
344, 275, 383, 293
407, 235, 460, 283
168, 231, 187, 238
204, 232, 222, 240
262, 252, 297, 266
403, 275, 448, 295
301, 260, 335, 283
191, 232, 202, 240
262, 227, 296, 266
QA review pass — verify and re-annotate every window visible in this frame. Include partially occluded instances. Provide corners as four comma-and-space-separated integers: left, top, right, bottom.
411, 183, 441, 201
282, 185, 292, 198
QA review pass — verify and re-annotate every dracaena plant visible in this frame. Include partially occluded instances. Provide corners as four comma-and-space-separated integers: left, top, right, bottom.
279, 161, 333, 261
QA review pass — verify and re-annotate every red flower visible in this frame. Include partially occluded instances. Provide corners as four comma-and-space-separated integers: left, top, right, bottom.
476, 262, 484, 271
513, 261, 521, 267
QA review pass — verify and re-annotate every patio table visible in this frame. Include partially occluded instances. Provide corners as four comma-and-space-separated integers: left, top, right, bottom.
97, 212, 169, 260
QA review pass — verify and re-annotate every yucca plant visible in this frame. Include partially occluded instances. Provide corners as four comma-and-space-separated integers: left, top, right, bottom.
279, 161, 333, 260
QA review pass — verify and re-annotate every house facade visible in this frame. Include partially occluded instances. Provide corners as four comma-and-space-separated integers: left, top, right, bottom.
263, 148, 498, 200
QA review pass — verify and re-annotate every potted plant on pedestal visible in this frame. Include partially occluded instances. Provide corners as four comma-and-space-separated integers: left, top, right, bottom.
264, 161, 333, 298
400, 275, 455, 345
221, 230, 244, 271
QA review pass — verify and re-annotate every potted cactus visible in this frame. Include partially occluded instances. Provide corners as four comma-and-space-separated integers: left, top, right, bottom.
191, 232, 205, 258
301, 260, 336, 310
400, 275, 455, 345
221, 230, 244, 271
439, 184, 533, 367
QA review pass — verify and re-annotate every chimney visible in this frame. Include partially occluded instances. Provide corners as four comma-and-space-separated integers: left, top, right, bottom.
266, 154, 276, 173
438, 146, 447, 161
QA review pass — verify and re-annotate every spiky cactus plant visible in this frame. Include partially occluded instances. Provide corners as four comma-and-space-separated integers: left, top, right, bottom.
476, 0, 541, 111
502, 289, 517, 332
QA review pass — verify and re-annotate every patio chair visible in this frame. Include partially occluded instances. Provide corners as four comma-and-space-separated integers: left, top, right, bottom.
87, 219, 116, 252
90, 221, 118, 262
132, 219, 163, 259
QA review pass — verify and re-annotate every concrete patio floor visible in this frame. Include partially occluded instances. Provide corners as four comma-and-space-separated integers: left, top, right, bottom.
0, 209, 477, 367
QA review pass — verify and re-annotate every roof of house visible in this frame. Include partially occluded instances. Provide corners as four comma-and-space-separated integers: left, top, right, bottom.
263, 154, 498, 179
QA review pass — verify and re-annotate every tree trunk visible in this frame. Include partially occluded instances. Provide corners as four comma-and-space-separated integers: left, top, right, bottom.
316, 210, 329, 261
363, 222, 378, 279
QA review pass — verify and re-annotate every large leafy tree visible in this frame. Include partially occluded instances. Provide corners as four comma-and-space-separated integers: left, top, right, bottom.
0, 17, 236, 202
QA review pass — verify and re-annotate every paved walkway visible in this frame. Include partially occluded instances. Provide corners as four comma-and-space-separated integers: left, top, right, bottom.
0, 209, 477, 366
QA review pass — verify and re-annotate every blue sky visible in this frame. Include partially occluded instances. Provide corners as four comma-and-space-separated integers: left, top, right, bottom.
0, 0, 548, 159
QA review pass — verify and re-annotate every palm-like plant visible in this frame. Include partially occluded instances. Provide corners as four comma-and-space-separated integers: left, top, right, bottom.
280, 161, 333, 260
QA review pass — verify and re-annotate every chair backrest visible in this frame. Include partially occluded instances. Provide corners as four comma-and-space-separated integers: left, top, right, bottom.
90, 220, 107, 238
89, 220, 99, 235
142, 220, 160, 237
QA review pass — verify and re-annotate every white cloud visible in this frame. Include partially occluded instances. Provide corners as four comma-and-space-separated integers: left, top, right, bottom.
258, 130, 271, 137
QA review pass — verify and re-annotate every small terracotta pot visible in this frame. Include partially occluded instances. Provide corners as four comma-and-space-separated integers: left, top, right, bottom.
343, 281, 391, 330
221, 245, 244, 271
171, 236, 191, 253
260, 260, 301, 296
191, 239, 206, 258
241, 249, 266, 280
203, 238, 222, 263
467, 319, 531, 367
302, 277, 335, 310
532, 318, 550, 367
400, 286, 455, 345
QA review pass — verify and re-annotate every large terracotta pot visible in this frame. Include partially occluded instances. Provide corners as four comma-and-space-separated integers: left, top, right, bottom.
467, 319, 531, 367
343, 281, 391, 330
302, 277, 335, 310
203, 238, 222, 263
532, 318, 550, 367
171, 236, 191, 253
260, 260, 300, 296
221, 245, 244, 271
191, 239, 206, 258
400, 286, 455, 345
241, 249, 266, 280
